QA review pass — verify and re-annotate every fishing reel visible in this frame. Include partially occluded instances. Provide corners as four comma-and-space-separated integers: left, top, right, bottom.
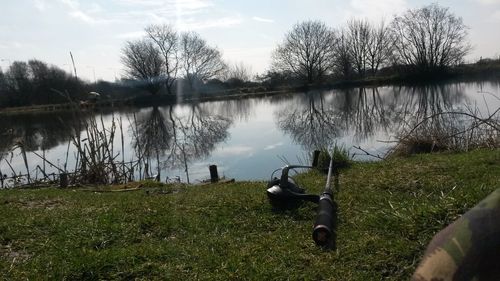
266, 165, 320, 209
267, 162, 338, 248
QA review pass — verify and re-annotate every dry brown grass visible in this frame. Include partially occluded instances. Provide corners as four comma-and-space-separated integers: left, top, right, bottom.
389, 107, 500, 157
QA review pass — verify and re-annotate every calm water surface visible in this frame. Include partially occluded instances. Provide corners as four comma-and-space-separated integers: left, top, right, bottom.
1, 79, 499, 184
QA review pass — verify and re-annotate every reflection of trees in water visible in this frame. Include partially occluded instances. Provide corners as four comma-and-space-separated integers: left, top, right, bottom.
199, 98, 256, 122
132, 104, 232, 182
469, 79, 500, 97
0, 130, 14, 161
0, 111, 86, 184
134, 107, 173, 159
132, 107, 173, 178
276, 88, 394, 150
0, 112, 85, 156
334, 87, 393, 142
392, 83, 466, 118
276, 93, 341, 150
183, 104, 231, 158
389, 84, 467, 136
276, 83, 467, 150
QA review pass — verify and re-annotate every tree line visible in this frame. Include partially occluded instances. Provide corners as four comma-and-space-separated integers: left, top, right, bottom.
0, 60, 86, 108
121, 25, 254, 95
271, 3, 472, 84
0, 27, 253, 107
0, 56, 252, 108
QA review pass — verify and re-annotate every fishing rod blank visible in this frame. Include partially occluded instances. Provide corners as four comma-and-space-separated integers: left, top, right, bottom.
312, 155, 337, 247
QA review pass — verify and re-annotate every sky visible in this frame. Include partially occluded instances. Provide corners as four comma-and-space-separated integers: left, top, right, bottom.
1, 0, 500, 82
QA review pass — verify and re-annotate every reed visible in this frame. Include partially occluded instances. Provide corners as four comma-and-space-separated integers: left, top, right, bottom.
389, 106, 500, 156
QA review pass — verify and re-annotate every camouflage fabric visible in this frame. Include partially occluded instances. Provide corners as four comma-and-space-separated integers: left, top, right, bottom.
412, 188, 500, 281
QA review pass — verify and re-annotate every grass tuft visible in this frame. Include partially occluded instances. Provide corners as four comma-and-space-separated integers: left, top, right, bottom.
316, 144, 352, 172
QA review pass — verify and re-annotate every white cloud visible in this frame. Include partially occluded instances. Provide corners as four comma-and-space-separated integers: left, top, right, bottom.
347, 0, 408, 21
252, 16, 274, 23
115, 31, 146, 39
88, 3, 103, 13
70, 11, 99, 24
224, 47, 273, 56
117, 0, 213, 11
58, 0, 79, 10
474, 0, 500, 4
0, 42, 31, 49
56, 0, 111, 25
57, 0, 228, 28
492, 10, 500, 21
175, 0, 213, 10
223, 47, 272, 74
108, 0, 214, 24
213, 145, 254, 157
178, 16, 243, 30
34, 0, 47, 11
264, 142, 284, 150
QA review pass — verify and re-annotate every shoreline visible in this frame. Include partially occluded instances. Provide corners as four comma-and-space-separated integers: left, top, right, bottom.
1, 69, 499, 115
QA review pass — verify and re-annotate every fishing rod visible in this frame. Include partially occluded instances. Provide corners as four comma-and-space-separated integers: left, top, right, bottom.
312, 156, 337, 247
266, 153, 337, 247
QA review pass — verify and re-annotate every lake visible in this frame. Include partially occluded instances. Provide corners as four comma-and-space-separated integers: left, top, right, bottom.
1, 79, 499, 186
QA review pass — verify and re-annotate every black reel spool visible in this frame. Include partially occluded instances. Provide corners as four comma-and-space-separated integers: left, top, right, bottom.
266, 165, 319, 209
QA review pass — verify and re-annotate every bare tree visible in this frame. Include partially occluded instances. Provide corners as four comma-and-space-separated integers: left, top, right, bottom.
224, 61, 253, 82
0, 60, 84, 107
367, 20, 393, 75
0, 68, 7, 108
121, 26, 227, 94
121, 39, 163, 95
181, 32, 227, 90
391, 3, 471, 73
6, 62, 30, 90
332, 29, 353, 79
5, 61, 32, 105
27, 60, 52, 104
335, 19, 392, 78
0, 68, 4, 89
346, 19, 371, 77
272, 20, 337, 84
28, 60, 50, 81
145, 24, 179, 95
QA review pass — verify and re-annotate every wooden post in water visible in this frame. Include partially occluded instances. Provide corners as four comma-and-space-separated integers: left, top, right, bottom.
209, 165, 219, 183
81, 151, 87, 174
312, 150, 321, 168
60, 173, 68, 188
0, 166, 4, 188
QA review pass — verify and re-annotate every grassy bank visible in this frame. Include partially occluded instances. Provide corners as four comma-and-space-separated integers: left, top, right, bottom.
1, 149, 500, 280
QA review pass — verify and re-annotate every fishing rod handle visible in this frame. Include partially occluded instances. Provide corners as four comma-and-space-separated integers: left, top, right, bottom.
312, 192, 337, 247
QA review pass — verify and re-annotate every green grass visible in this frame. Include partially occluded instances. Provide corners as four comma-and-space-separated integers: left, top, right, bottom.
1, 149, 500, 280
